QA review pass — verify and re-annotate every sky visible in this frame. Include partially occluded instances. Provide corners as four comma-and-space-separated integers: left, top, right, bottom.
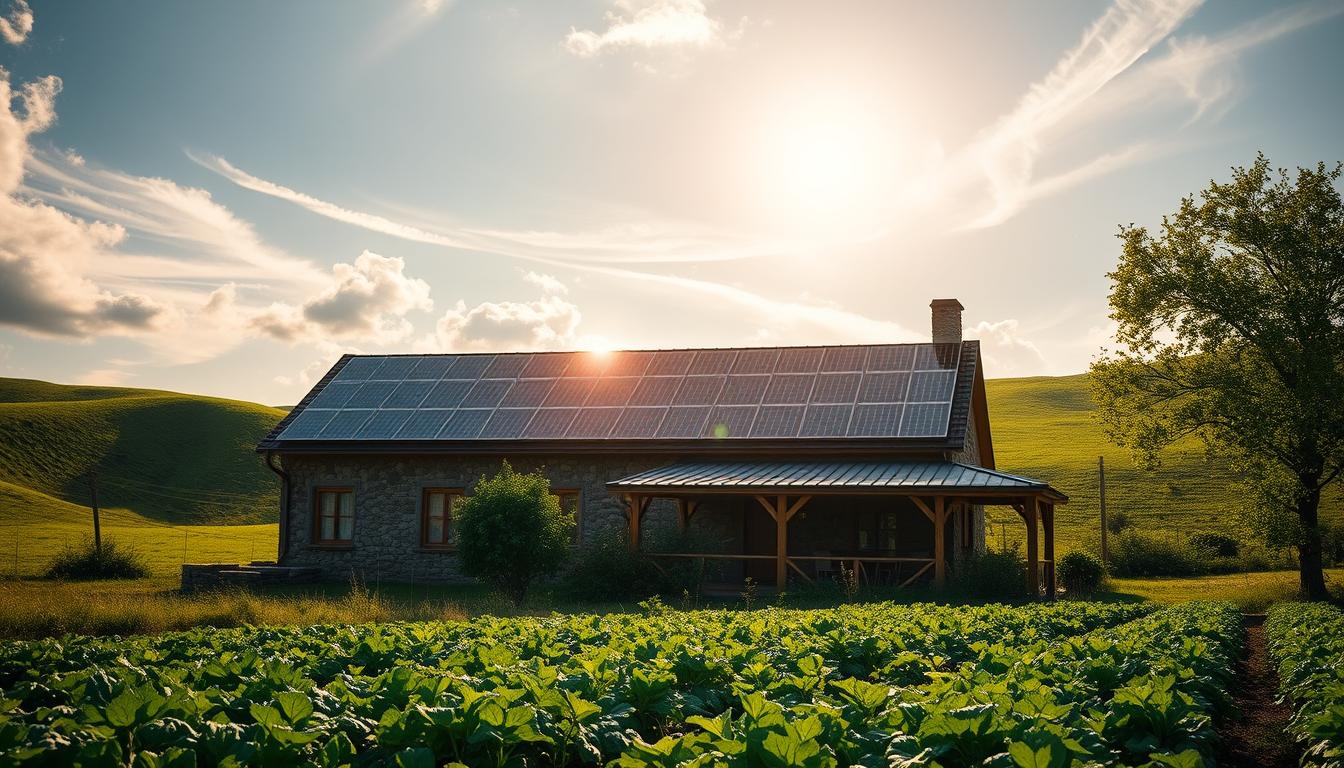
0, 0, 1341, 405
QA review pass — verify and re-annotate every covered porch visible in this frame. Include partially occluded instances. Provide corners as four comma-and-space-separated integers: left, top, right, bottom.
607, 460, 1066, 598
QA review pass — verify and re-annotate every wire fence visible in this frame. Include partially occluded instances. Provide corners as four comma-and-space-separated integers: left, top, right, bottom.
0, 520, 278, 579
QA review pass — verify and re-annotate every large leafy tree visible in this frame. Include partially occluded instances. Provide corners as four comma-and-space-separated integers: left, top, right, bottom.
1091, 155, 1344, 600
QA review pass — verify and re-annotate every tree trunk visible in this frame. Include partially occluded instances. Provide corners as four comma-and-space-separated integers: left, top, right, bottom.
1297, 485, 1330, 601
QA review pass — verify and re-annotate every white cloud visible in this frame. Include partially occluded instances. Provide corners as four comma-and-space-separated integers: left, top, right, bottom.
564, 0, 739, 61
73, 368, 133, 387
434, 295, 582, 352
968, 319, 1049, 377
251, 250, 432, 345
0, 0, 32, 45
522, 270, 568, 295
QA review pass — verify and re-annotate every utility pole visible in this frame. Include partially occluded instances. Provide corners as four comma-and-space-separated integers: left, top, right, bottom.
89, 471, 102, 555
1098, 456, 1108, 567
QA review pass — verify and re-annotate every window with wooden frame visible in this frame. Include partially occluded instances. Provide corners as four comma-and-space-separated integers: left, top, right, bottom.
313, 488, 355, 545
551, 489, 581, 545
422, 488, 464, 549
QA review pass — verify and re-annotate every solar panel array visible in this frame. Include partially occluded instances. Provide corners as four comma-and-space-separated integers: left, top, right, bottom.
277, 344, 962, 442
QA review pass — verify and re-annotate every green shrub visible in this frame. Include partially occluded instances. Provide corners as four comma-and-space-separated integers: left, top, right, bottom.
1057, 551, 1104, 596
1108, 531, 1201, 577
1188, 532, 1239, 558
43, 539, 149, 581
1105, 510, 1131, 534
562, 530, 665, 602
953, 551, 1026, 601
455, 461, 572, 604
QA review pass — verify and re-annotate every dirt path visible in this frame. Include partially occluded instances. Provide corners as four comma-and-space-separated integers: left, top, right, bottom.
1215, 614, 1299, 768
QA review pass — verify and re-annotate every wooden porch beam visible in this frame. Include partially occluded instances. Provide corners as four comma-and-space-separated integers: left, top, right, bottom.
911, 496, 936, 524
1023, 495, 1040, 597
754, 494, 779, 520
933, 496, 947, 587
627, 493, 642, 553
774, 495, 789, 592
784, 495, 811, 521
1042, 502, 1056, 600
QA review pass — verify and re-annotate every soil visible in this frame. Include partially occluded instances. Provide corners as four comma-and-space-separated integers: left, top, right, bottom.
1215, 614, 1300, 768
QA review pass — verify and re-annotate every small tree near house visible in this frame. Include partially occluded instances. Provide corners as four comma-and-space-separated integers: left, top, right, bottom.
1091, 154, 1344, 600
455, 461, 574, 604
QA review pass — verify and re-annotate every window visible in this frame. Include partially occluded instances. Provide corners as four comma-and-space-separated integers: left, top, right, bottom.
552, 489, 581, 544
422, 488, 464, 548
314, 488, 355, 544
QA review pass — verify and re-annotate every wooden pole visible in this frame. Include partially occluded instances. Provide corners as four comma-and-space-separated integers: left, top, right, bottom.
774, 495, 788, 592
627, 494, 641, 553
1099, 456, 1108, 566
1023, 497, 1040, 598
1043, 503, 1056, 600
933, 496, 947, 587
88, 471, 101, 555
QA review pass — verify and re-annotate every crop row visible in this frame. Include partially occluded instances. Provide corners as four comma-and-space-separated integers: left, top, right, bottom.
0, 601, 1242, 767
1265, 602, 1344, 768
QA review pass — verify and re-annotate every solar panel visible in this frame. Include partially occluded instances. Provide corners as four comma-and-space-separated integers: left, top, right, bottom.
810, 373, 860, 404
441, 409, 490, 438
501, 379, 555, 408
395, 409, 453, 439
585, 377, 638, 406
858, 372, 911, 403
899, 402, 952, 437
521, 353, 571, 378
731, 348, 780, 374
605, 351, 654, 377
409, 357, 455, 380
907, 370, 956, 402
775, 348, 822, 373
688, 349, 736, 375
645, 350, 694, 375
565, 351, 613, 377
480, 408, 537, 438
543, 378, 596, 407
704, 405, 755, 438
799, 404, 853, 436
750, 405, 804, 437
371, 357, 418, 380
848, 404, 903, 437
460, 379, 512, 409
384, 381, 433, 408
309, 381, 360, 409
673, 375, 725, 405
820, 347, 867, 372
915, 343, 960, 370
524, 408, 579, 438
319, 410, 375, 438
866, 345, 916, 372
279, 409, 336, 438
335, 356, 384, 381
628, 376, 683, 406
421, 380, 473, 409
656, 406, 711, 438
566, 407, 621, 438
719, 375, 768, 404
762, 374, 814, 404
610, 407, 666, 438
447, 355, 494, 379
355, 409, 412, 438
483, 355, 528, 379
345, 381, 397, 408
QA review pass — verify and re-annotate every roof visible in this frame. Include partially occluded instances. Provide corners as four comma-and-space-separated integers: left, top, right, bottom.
258, 341, 982, 453
608, 460, 1066, 501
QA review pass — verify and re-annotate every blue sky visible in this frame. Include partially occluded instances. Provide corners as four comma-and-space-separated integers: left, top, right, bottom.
0, 0, 1341, 404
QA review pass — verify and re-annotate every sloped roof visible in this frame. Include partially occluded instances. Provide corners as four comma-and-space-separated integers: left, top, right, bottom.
258, 341, 982, 453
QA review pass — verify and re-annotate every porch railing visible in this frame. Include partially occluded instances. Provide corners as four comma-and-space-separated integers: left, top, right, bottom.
647, 553, 937, 589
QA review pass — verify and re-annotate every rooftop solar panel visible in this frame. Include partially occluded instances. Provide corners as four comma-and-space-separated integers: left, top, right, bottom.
565, 352, 613, 377
421, 380, 473, 409
629, 376, 683, 406
858, 372, 911, 403
585, 377, 638, 406
656, 406, 711, 438
719, 375, 768, 405
524, 408, 579, 438
907, 370, 956, 402
319, 410, 375, 438
731, 348, 780, 374
460, 379, 512, 409
915, 343, 959, 370
610, 407, 666, 438
440, 409, 490, 439
447, 355, 493, 379
762, 374, 814, 404
279, 409, 336, 438
566, 407, 621, 438
408, 356, 455, 380
605, 351, 654, 377
371, 357, 418, 380
355, 409, 412, 439
673, 375, 725, 406
501, 379, 555, 408
899, 402, 952, 437
687, 349, 736, 375
848, 404, 903, 437
543, 378, 596, 407
480, 408, 537, 438
820, 347, 867, 372
799, 404, 853, 436
705, 405, 756, 438
308, 380, 360, 409
645, 350, 694, 376
810, 373, 860, 404
395, 409, 453, 439
345, 381, 397, 408
483, 355, 529, 379
335, 356, 384, 381
866, 345, 916, 372
750, 405, 804, 437
384, 381, 433, 409
775, 348, 823, 373
521, 353, 571, 378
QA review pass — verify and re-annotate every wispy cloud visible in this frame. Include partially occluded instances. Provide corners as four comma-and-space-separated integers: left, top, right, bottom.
0, 0, 32, 45
564, 0, 746, 72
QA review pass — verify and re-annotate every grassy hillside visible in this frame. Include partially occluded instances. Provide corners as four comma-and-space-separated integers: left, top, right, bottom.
984, 373, 1341, 555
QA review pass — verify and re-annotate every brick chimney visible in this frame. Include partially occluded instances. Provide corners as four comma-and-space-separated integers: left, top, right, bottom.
930, 298, 963, 344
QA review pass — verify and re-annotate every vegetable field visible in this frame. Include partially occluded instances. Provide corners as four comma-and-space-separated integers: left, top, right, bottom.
1265, 603, 1344, 768
0, 601, 1243, 767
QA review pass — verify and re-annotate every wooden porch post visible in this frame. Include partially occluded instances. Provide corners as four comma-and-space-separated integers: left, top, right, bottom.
775, 495, 788, 592
1023, 496, 1040, 597
1042, 502, 1056, 600
934, 496, 947, 587
627, 493, 642, 553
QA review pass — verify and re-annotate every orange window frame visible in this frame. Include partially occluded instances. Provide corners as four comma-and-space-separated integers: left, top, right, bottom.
421, 488, 464, 549
313, 487, 355, 545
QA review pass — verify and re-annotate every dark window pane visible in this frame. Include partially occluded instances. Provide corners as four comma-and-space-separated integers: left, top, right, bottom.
585, 377, 639, 406
309, 381, 360, 408
345, 381, 397, 408
688, 349, 737, 374
279, 409, 336, 439
480, 408, 536, 438
750, 405, 804, 437
384, 381, 433, 408
460, 379, 512, 408
848, 404, 904, 436
858, 372, 911, 403
705, 406, 756, 438
762, 374, 815, 404
810, 373, 860, 403
441, 409, 491, 438
628, 376, 683, 406
775, 348, 823, 373
525, 408, 580, 438
421, 380, 474, 409
719, 375, 768, 404
501, 379, 556, 407
565, 408, 621, 438
447, 355, 493, 379
611, 407, 667, 438
395, 409, 453, 438
484, 354, 529, 379
819, 347, 867, 372
673, 375, 725, 405
799, 404, 853, 436
645, 350, 694, 375
371, 357, 418, 379
731, 348, 780, 374
907, 370, 956, 402
656, 406, 711, 437
543, 378, 596, 407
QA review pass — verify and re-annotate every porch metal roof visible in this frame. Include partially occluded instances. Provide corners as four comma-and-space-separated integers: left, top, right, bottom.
608, 460, 1066, 501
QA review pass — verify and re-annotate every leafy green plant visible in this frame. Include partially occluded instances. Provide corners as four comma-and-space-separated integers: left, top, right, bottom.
1057, 551, 1105, 596
43, 537, 149, 580
1266, 602, 1344, 767
1189, 532, 1240, 558
455, 461, 572, 604
953, 550, 1026, 600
